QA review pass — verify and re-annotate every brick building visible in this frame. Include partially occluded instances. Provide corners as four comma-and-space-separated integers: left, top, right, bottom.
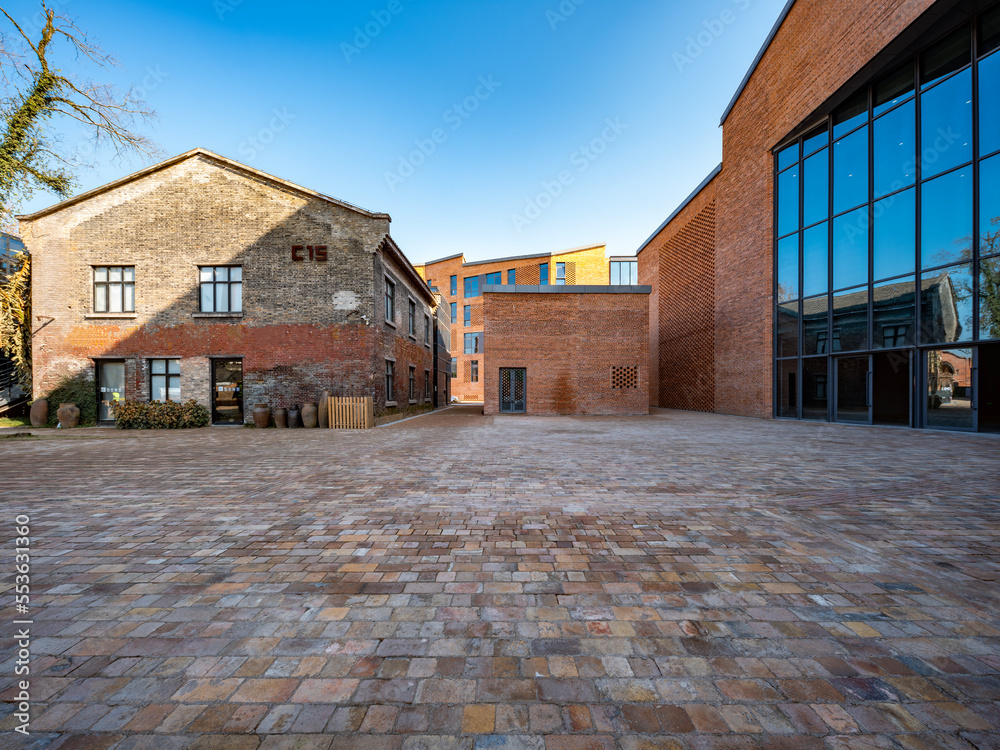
414, 244, 632, 402
483, 286, 650, 416
19, 148, 449, 425
640, 0, 1000, 433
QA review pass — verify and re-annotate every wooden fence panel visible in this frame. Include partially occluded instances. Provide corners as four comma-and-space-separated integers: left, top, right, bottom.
328, 396, 374, 429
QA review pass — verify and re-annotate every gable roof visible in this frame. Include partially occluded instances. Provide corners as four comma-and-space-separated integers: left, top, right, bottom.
720, 0, 798, 126
16, 147, 391, 222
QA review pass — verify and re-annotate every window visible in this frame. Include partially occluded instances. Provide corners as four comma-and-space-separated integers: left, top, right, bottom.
408, 299, 416, 336
464, 332, 483, 354
464, 305, 471, 327
94, 266, 135, 313
451, 302, 457, 323
450, 275, 457, 296
507, 269, 516, 285
883, 325, 909, 348
471, 360, 479, 383
815, 374, 828, 400
409, 366, 416, 401
610, 260, 638, 285
464, 276, 480, 298
451, 357, 458, 378
555, 263, 566, 285
199, 267, 242, 313
150, 359, 180, 402
539, 263, 549, 285
486, 271, 502, 285
424, 314, 431, 345
385, 360, 395, 402
385, 278, 395, 322
424, 370, 431, 399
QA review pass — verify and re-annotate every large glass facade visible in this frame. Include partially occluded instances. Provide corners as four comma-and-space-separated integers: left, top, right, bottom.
774, 8, 1000, 431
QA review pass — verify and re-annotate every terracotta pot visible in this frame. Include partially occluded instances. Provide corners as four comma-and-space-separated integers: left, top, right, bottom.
57, 402, 80, 429
252, 403, 271, 429
287, 404, 302, 429
302, 403, 318, 428
29, 399, 49, 428
318, 391, 330, 429
273, 407, 287, 428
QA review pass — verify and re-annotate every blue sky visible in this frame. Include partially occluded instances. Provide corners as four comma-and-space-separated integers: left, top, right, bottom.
11, 0, 787, 263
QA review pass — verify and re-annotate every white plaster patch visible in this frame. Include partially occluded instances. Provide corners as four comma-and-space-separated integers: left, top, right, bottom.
332, 290, 360, 310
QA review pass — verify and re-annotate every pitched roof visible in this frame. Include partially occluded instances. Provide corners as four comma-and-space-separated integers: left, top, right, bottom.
17, 148, 391, 222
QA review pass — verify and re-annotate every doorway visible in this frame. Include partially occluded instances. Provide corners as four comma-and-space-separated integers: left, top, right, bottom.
925, 348, 974, 431
499, 368, 526, 414
872, 351, 911, 426
97, 360, 126, 423
981, 343, 1000, 433
212, 359, 244, 425
835, 356, 869, 424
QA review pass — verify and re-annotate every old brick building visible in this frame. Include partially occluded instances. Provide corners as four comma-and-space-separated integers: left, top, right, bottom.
414, 244, 630, 402
19, 148, 449, 425
483, 286, 650, 416
640, 0, 1000, 433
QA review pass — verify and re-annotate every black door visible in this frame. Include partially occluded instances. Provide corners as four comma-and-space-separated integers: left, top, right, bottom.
499, 368, 526, 414
872, 351, 911, 426
97, 360, 126, 423
212, 359, 244, 425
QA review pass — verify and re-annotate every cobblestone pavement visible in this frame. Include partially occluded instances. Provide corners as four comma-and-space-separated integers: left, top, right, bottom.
1, 407, 1000, 750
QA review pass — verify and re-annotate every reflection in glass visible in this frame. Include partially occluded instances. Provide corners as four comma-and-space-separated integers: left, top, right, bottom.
833, 208, 869, 290
802, 295, 829, 356
804, 125, 828, 156
832, 286, 869, 352
833, 89, 868, 139
921, 168, 972, 268
874, 64, 915, 115
833, 126, 869, 214
777, 301, 799, 358
981, 256, 1000, 340
873, 188, 915, 280
803, 149, 829, 227
777, 360, 798, 418
873, 276, 915, 348
981, 51, 1000, 157
926, 348, 974, 430
777, 234, 799, 302
921, 264, 974, 344
802, 357, 829, 420
777, 166, 800, 237
803, 223, 828, 297
920, 68, 972, 179
777, 143, 798, 172
982, 154, 1000, 256
837, 356, 869, 424
873, 100, 915, 197
921, 26, 971, 88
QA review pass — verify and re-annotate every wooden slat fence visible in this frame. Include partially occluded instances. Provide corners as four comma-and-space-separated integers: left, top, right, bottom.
328, 396, 374, 430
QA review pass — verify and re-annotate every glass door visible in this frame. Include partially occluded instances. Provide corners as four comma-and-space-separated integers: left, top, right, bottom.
872, 351, 912, 427
97, 361, 126, 422
212, 359, 244, 425
925, 348, 974, 431
980, 344, 1000, 434
835, 356, 870, 424
499, 368, 526, 414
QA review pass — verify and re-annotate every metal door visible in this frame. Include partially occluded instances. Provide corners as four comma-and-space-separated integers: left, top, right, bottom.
97, 360, 126, 422
212, 359, 244, 425
499, 368, 526, 414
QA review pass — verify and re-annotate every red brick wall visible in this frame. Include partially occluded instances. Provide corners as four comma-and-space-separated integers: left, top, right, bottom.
482, 291, 649, 416
638, 177, 717, 412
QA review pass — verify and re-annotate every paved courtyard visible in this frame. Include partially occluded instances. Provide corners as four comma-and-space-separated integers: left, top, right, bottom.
1, 406, 999, 750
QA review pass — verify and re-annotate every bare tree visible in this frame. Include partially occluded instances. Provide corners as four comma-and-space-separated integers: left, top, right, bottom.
0, 3, 159, 219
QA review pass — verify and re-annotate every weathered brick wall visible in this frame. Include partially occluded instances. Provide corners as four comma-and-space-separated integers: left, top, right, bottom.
638, 179, 717, 412
482, 290, 649, 416
416, 244, 610, 402
21, 152, 441, 419
715, 0, 937, 418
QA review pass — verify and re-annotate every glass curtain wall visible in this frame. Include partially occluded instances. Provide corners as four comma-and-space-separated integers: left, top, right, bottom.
774, 5, 1000, 429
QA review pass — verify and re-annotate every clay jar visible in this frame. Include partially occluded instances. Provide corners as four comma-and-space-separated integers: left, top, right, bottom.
273, 407, 288, 428
301, 403, 318, 428
318, 391, 330, 429
287, 404, 302, 429
57, 403, 80, 428
252, 403, 271, 428
29, 399, 49, 428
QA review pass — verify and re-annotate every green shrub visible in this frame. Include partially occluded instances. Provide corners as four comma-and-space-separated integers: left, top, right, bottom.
111, 399, 210, 430
43, 373, 98, 427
